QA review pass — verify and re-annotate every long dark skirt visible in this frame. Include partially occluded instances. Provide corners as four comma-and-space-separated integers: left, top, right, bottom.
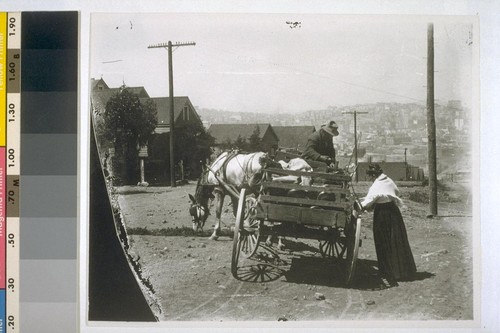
373, 202, 416, 281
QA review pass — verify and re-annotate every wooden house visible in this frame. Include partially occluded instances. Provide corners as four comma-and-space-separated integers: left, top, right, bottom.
144, 96, 202, 134
91, 81, 150, 115
208, 123, 279, 155
144, 96, 204, 183
273, 125, 316, 152
90, 78, 205, 184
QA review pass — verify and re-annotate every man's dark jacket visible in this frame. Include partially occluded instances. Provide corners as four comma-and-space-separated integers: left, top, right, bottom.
301, 128, 336, 162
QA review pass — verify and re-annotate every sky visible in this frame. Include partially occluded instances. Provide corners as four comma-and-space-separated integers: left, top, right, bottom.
90, 13, 476, 113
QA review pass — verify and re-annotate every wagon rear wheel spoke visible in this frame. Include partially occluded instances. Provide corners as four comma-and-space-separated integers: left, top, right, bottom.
319, 234, 347, 260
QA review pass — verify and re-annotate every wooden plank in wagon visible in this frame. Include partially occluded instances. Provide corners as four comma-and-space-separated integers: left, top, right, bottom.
261, 181, 351, 195
260, 195, 352, 210
256, 202, 349, 228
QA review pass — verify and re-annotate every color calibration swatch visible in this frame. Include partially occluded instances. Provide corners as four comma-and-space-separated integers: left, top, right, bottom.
0, 11, 78, 333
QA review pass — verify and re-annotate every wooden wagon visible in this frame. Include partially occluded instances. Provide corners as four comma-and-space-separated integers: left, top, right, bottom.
231, 167, 362, 286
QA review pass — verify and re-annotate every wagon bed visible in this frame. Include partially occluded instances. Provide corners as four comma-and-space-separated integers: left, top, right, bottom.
231, 166, 362, 286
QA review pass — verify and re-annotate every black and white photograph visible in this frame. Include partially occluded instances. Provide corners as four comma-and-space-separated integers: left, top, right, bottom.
88, 12, 479, 326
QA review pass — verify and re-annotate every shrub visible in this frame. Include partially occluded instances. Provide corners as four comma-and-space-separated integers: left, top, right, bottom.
407, 189, 429, 204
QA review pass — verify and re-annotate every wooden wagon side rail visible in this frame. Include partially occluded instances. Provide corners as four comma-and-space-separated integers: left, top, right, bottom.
261, 181, 351, 195
259, 223, 342, 242
260, 195, 352, 210
256, 202, 349, 228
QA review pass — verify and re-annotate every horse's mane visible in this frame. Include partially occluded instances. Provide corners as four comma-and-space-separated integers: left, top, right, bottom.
194, 172, 215, 205
194, 177, 204, 203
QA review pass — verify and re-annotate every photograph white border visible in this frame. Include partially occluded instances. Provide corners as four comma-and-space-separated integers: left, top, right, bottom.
0, 1, 497, 332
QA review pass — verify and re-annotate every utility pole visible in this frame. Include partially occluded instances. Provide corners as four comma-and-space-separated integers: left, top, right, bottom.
427, 23, 438, 215
148, 41, 195, 187
404, 147, 409, 180
342, 110, 368, 182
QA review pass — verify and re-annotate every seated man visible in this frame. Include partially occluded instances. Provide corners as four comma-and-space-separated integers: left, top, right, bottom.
301, 120, 339, 166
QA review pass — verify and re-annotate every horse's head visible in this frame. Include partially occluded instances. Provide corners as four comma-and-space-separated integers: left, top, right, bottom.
188, 176, 215, 232
188, 193, 209, 232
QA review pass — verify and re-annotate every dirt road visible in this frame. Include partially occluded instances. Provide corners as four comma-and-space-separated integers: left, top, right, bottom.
116, 181, 473, 322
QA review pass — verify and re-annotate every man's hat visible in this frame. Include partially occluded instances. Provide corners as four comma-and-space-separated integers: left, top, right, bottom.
321, 120, 339, 136
366, 163, 383, 176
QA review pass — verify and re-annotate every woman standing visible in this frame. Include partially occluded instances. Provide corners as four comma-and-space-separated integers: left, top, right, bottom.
361, 164, 417, 286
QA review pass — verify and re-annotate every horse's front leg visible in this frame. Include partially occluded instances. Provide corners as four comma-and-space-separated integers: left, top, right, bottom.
209, 190, 224, 240
265, 235, 273, 247
230, 195, 239, 217
277, 236, 285, 250
265, 235, 285, 250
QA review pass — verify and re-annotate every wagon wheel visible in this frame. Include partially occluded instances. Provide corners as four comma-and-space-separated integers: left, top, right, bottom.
319, 234, 347, 259
240, 195, 260, 258
231, 189, 261, 278
345, 216, 362, 286
313, 205, 346, 259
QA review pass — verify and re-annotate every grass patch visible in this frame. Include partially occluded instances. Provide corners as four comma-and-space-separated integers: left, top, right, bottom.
406, 189, 429, 204
127, 226, 233, 237
405, 186, 464, 204
128, 226, 200, 236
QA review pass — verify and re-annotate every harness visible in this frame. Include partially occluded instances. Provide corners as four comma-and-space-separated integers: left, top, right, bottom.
220, 150, 239, 183
207, 151, 265, 196
233, 152, 264, 187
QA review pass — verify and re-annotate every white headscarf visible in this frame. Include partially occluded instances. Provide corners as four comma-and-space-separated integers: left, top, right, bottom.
361, 173, 403, 209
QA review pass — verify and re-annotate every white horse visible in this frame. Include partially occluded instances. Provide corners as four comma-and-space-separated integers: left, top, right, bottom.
189, 151, 278, 240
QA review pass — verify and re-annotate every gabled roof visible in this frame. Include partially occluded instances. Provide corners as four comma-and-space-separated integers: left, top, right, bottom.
91, 89, 117, 112
273, 126, 316, 149
89, 79, 202, 129
208, 123, 276, 143
91, 78, 109, 91
120, 86, 150, 98
145, 96, 201, 126
91, 86, 150, 112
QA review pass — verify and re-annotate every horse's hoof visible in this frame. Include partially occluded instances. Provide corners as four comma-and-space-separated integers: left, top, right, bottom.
209, 235, 219, 241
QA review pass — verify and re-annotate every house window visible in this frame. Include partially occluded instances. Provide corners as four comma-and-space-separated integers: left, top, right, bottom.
183, 106, 189, 120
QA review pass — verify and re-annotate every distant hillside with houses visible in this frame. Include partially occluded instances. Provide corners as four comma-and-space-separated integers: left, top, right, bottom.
197, 101, 471, 179
91, 77, 470, 183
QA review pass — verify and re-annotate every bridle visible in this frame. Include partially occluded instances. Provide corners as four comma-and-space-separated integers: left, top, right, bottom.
190, 201, 209, 231
189, 177, 212, 231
